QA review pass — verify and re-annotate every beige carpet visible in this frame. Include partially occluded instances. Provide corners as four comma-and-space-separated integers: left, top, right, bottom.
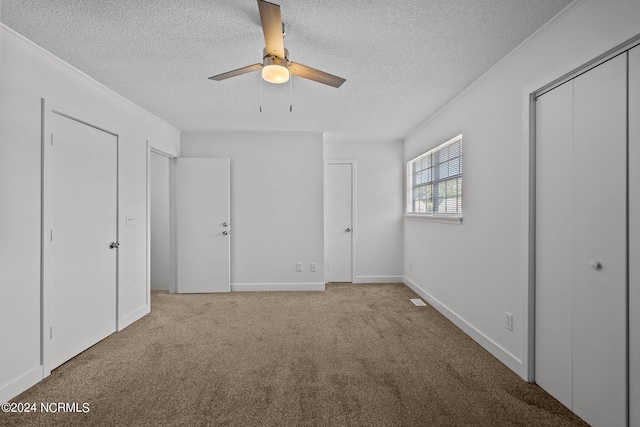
2, 283, 587, 426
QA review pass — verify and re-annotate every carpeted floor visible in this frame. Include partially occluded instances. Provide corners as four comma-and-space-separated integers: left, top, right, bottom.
2, 283, 587, 426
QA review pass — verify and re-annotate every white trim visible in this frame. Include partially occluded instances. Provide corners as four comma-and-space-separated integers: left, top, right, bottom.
119, 304, 151, 330
404, 214, 463, 224
403, 276, 523, 374
405, 0, 585, 142
324, 159, 358, 283
0, 24, 179, 135
354, 276, 403, 284
0, 365, 43, 404
231, 283, 326, 292
150, 146, 178, 159
521, 22, 640, 384
169, 158, 177, 294
145, 141, 151, 317
324, 138, 403, 144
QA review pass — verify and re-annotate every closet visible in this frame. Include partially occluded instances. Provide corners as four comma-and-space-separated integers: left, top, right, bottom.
535, 46, 639, 427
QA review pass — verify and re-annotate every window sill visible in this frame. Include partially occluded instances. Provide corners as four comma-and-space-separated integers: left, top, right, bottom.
404, 214, 463, 224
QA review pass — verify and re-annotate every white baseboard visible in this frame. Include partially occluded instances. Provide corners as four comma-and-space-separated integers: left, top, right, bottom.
118, 304, 150, 331
403, 276, 523, 374
0, 365, 43, 403
231, 283, 325, 292
353, 275, 404, 283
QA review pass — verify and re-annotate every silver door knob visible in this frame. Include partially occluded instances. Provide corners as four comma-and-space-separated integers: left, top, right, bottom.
346, 228, 351, 232
223, 222, 229, 227
590, 260, 602, 270
109, 242, 120, 249
223, 230, 229, 236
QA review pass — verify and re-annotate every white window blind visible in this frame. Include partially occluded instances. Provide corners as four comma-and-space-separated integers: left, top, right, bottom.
407, 135, 462, 216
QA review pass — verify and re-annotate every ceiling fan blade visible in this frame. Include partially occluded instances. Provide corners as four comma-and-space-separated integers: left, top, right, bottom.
208, 64, 263, 81
257, 0, 285, 59
289, 62, 346, 88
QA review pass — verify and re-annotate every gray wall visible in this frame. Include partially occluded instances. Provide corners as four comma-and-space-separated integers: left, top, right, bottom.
181, 131, 325, 290
403, 0, 640, 396
324, 138, 404, 283
0, 25, 180, 402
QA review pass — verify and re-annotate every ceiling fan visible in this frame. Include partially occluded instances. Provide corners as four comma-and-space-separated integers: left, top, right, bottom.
208, 0, 346, 88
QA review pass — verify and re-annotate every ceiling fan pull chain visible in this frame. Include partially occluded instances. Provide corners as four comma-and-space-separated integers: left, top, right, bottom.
260, 75, 263, 113
289, 74, 293, 112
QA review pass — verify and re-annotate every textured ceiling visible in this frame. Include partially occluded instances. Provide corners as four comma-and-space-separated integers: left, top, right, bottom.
0, 0, 572, 139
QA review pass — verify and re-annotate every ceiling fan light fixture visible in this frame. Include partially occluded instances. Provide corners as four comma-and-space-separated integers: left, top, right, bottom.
262, 63, 289, 84
261, 49, 289, 84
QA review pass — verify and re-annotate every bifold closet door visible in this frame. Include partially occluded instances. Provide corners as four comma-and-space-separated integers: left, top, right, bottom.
535, 80, 574, 409
536, 53, 627, 427
571, 53, 627, 427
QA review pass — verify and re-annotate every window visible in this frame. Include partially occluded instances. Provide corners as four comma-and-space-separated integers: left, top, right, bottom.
406, 134, 462, 217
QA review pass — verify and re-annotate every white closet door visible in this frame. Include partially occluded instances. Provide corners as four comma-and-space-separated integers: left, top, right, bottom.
571, 53, 627, 427
629, 44, 640, 427
534, 80, 574, 409
535, 53, 628, 427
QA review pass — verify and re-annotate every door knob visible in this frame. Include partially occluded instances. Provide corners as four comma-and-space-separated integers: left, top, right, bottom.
223, 230, 229, 236
346, 228, 351, 232
590, 260, 602, 271
223, 222, 229, 227
109, 242, 120, 249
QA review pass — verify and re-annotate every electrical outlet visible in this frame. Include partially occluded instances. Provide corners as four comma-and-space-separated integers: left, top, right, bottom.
296, 262, 303, 272
505, 312, 513, 331
310, 262, 317, 272
126, 214, 135, 227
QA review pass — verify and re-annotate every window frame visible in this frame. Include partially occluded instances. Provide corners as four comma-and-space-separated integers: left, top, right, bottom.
405, 134, 463, 223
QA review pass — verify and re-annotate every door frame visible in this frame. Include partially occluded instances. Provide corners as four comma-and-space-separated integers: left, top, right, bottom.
522, 31, 640, 385
147, 146, 178, 294
41, 98, 121, 376
324, 160, 357, 283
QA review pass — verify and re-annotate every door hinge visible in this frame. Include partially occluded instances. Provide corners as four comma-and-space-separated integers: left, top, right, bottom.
50, 133, 54, 146
50, 230, 53, 242
50, 326, 53, 339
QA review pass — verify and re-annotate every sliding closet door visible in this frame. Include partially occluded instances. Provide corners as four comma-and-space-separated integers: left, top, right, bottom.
629, 44, 640, 427
536, 53, 627, 427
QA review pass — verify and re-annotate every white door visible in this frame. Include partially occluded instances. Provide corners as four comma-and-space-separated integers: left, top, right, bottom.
534, 80, 574, 409
176, 158, 230, 293
47, 112, 118, 370
535, 54, 627, 427
327, 162, 353, 282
